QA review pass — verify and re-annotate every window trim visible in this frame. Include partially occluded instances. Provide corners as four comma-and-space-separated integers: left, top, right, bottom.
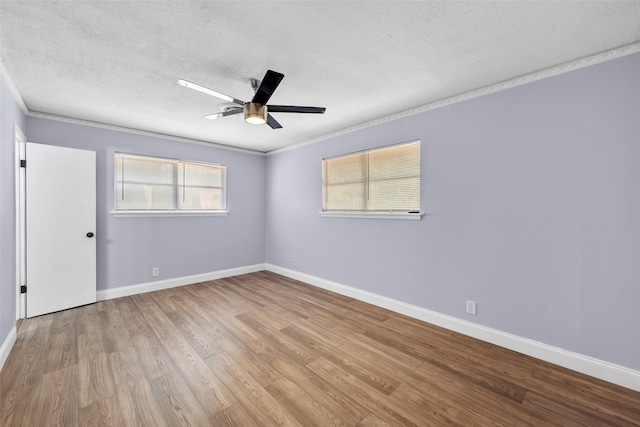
113, 152, 228, 217
111, 210, 228, 217
319, 211, 424, 220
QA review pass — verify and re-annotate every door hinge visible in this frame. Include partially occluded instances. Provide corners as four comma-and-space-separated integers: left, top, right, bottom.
20, 285, 27, 294
20, 159, 26, 168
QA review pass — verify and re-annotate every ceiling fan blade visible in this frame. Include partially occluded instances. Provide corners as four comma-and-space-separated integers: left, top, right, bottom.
177, 79, 245, 105
267, 105, 326, 114
252, 70, 284, 105
266, 114, 283, 129
203, 109, 243, 120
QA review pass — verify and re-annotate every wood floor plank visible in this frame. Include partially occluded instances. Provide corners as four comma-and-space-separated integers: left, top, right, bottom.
235, 311, 320, 365
77, 309, 105, 335
208, 351, 304, 427
381, 318, 531, 407
150, 288, 183, 314
341, 330, 423, 374
135, 297, 237, 418
77, 331, 116, 408
526, 366, 640, 426
334, 298, 392, 323
128, 325, 178, 381
150, 371, 213, 426
265, 376, 348, 427
132, 293, 178, 339
307, 357, 422, 426
173, 286, 230, 328
215, 313, 373, 426
290, 319, 386, 393
235, 280, 312, 323
391, 363, 516, 426
521, 390, 638, 427
281, 324, 402, 395
210, 403, 261, 427
165, 309, 225, 360
198, 280, 260, 315
2, 271, 639, 426
28, 365, 79, 426
258, 271, 354, 306
109, 349, 168, 427
383, 315, 536, 382
164, 352, 238, 419
430, 352, 529, 404
292, 316, 351, 347
209, 307, 264, 342
274, 361, 371, 426
214, 331, 283, 387
217, 277, 273, 309
78, 395, 124, 426
0, 331, 50, 426
44, 325, 78, 374
305, 307, 368, 336
113, 294, 146, 325
356, 413, 395, 427
47, 312, 78, 335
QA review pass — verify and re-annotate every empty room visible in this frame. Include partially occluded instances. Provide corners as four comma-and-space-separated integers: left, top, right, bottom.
1, 1, 640, 425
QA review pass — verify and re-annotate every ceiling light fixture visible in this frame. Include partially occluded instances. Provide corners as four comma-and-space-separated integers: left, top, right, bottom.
244, 103, 267, 125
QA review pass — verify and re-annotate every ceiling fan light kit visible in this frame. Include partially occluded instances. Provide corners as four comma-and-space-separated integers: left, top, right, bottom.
178, 70, 326, 129
244, 103, 267, 125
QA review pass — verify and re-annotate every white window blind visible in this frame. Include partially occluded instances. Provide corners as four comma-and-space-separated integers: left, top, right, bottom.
115, 153, 226, 212
322, 141, 420, 212
178, 161, 226, 211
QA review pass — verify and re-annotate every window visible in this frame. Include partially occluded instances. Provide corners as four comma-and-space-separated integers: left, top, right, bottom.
322, 140, 421, 219
114, 153, 227, 215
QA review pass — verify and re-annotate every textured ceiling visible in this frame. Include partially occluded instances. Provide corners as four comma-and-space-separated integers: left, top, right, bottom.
1, 1, 640, 153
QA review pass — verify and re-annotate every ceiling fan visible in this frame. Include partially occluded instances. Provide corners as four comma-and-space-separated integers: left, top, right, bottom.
177, 70, 326, 129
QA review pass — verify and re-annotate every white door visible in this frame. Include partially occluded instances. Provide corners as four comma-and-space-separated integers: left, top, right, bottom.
26, 142, 96, 317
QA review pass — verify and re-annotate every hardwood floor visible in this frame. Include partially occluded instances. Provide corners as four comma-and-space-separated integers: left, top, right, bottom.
2, 271, 639, 426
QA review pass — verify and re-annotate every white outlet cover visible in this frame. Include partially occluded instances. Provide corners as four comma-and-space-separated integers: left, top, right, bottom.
466, 300, 477, 315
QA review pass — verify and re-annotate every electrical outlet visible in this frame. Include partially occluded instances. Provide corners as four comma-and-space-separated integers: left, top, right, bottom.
466, 300, 477, 315
152, 267, 160, 277
292, 258, 297, 268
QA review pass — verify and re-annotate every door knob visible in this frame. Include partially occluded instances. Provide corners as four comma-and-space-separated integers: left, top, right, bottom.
86, 232, 95, 238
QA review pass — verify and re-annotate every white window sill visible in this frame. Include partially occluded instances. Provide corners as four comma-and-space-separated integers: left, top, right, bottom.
112, 210, 229, 218
319, 211, 424, 220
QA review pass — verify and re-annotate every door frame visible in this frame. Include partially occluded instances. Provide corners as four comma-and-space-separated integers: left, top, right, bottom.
14, 124, 26, 320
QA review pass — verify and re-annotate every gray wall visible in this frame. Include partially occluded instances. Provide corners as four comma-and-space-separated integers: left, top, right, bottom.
26, 117, 266, 290
265, 53, 640, 371
1, 76, 26, 346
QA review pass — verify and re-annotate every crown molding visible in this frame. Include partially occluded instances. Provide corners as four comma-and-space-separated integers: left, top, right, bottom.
27, 111, 265, 156
268, 41, 640, 156
0, 61, 29, 115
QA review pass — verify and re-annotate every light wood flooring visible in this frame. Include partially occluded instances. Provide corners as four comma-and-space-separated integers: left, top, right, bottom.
2, 271, 639, 426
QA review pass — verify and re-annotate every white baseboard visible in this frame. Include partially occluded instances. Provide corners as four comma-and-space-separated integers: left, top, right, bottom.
0, 326, 17, 373
265, 264, 640, 393
96, 263, 266, 301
